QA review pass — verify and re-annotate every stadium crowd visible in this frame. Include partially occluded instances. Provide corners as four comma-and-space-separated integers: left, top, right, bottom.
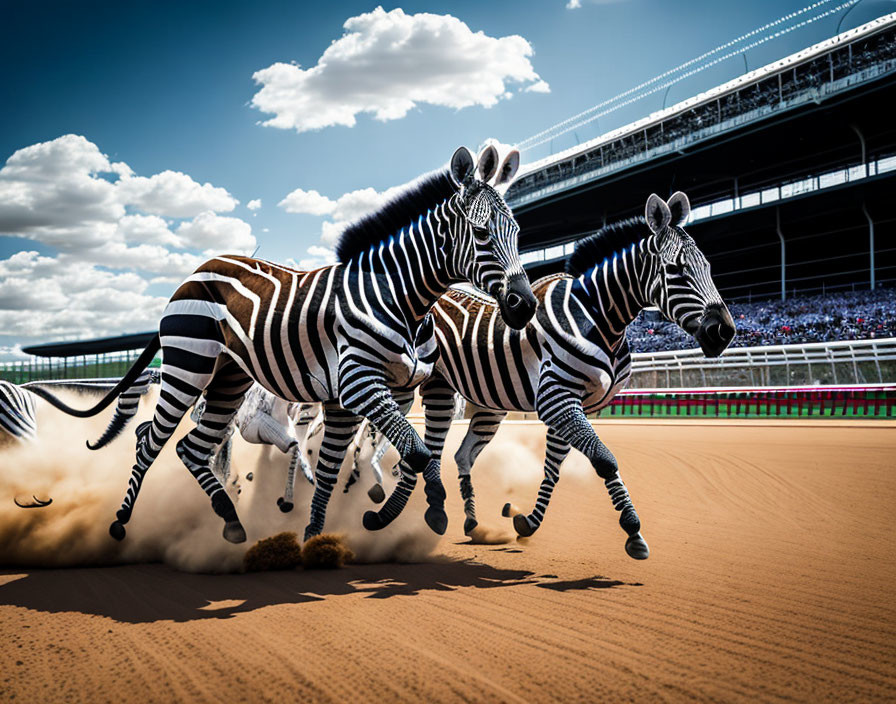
628, 287, 896, 353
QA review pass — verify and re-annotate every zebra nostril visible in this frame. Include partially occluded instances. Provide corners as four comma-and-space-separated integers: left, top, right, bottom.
506, 292, 523, 309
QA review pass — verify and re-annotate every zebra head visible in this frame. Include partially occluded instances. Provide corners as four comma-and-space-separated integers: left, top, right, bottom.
446, 146, 536, 330
645, 192, 736, 358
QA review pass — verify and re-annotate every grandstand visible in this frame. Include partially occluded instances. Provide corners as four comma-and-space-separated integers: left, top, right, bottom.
0, 332, 158, 384
510, 13, 896, 302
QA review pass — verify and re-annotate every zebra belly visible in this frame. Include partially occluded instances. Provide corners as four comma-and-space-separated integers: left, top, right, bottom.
434, 358, 538, 413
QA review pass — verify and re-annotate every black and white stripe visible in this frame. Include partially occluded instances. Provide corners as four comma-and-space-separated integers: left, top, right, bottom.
0, 381, 37, 442
30, 146, 534, 544
368, 192, 736, 559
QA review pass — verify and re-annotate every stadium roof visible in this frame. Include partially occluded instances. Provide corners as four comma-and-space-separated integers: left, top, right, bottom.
515, 12, 896, 180
22, 331, 156, 358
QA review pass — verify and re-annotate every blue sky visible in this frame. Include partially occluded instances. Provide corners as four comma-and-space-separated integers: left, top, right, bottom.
1, 0, 893, 356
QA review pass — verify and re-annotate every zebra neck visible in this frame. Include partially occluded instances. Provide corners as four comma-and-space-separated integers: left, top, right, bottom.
574, 243, 651, 346
353, 206, 454, 327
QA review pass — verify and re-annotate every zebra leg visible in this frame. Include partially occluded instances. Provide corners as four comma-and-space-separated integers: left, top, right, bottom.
366, 432, 390, 503
342, 419, 368, 495
454, 409, 506, 535
303, 404, 362, 541
537, 384, 648, 560
357, 389, 447, 534
280, 405, 319, 510
509, 428, 570, 538
335, 365, 435, 534
212, 434, 233, 486
278, 445, 301, 513
110, 333, 223, 541
175, 360, 253, 544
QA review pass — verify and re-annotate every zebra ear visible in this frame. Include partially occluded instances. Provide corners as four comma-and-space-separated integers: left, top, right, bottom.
494, 150, 520, 193
477, 145, 499, 183
667, 191, 691, 227
645, 193, 671, 234
450, 147, 476, 187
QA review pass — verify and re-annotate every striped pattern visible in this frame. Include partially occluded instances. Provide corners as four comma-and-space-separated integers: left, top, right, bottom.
87, 370, 158, 449
0, 381, 37, 442
79, 151, 532, 544
371, 193, 734, 559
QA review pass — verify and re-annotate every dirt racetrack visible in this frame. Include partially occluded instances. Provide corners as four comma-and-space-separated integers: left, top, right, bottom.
1, 418, 894, 703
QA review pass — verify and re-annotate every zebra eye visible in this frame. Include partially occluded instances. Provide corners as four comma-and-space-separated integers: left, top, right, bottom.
471, 224, 491, 242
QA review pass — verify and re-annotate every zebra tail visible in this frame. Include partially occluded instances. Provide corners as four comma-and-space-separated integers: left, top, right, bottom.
86, 397, 137, 450
24, 335, 161, 419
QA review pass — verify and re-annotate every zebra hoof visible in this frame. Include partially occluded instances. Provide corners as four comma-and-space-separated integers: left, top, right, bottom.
424, 507, 448, 536
109, 521, 126, 541
513, 514, 536, 538
223, 521, 247, 544
625, 533, 649, 560
502, 502, 522, 518
367, 484, 386, 504
463, 517, 478, 535
620, 507, 641, 536
362, 510, 386, 531
277, 498, 294, 513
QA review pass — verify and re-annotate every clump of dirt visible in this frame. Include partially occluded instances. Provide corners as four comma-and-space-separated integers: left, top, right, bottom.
301, 533, 354, 569
243, 531, 302, 572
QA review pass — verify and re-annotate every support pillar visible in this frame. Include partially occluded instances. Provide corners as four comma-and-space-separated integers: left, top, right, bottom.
862, 202, 875, 290
776, 207, 786, 301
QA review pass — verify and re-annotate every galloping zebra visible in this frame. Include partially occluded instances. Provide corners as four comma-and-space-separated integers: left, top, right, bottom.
1, 372, 157, 446
28, 145, 535, 544
365, 192, 736, 559
0, 381, 37, 442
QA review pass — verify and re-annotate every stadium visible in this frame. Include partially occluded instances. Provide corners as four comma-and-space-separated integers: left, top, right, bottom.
0, 5, 894, 704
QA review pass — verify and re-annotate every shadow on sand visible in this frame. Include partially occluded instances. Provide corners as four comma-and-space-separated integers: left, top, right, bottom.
0, 559, 641, 624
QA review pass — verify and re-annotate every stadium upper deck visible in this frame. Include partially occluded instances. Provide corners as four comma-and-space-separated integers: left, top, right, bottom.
511, 13, 896, 301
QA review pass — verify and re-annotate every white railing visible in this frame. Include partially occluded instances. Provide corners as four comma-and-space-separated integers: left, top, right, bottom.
630, 337, 896, 387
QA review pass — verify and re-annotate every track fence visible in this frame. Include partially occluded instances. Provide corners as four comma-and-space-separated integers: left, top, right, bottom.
601, 384, 896, 419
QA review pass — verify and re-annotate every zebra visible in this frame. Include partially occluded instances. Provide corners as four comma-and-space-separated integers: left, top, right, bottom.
365, 192, 736, 559
0, 380, 37, 442
28, 145, 536, 544
0, 372, 157, 446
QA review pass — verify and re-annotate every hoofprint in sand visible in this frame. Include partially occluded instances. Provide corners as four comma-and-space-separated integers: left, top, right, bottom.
1, 396, 894, 702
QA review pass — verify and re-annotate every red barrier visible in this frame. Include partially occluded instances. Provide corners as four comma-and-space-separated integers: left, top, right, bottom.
604, 384, 896, 419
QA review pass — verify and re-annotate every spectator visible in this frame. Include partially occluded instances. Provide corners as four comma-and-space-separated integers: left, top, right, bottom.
627, 287, 896, 352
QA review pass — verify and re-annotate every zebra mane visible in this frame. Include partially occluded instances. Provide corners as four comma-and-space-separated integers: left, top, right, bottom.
335, 169, 459, 264
565, 217, 648, 277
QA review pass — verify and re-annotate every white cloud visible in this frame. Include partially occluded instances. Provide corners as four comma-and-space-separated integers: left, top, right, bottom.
247, 198, 262, 211
176, 211, 256, 254
117, 170, 238, 217
0, 134, 252, 260
566, 0, 582, 8
0, 135, 257, 344
279, 178, 410, 264
0, 250, 169, 339
279, 188, 337, 216
251, 6, 548, 132
287, 244, 337, 271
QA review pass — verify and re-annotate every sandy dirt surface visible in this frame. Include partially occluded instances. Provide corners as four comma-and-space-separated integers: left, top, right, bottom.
1, 417, 894, 703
